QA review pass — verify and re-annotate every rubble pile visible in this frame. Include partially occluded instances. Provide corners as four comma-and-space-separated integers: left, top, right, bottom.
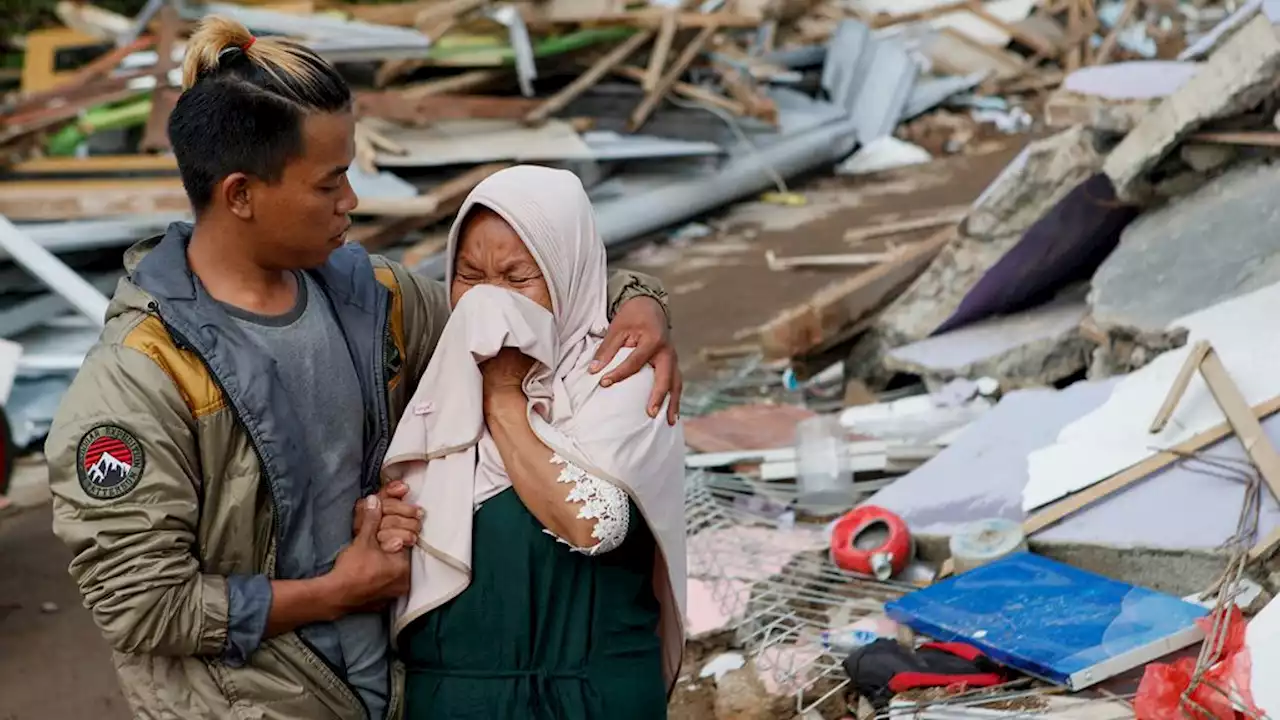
8, 0, 1280, 718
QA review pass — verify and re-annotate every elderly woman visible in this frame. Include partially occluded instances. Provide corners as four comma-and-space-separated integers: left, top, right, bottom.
378, 165, 687, 719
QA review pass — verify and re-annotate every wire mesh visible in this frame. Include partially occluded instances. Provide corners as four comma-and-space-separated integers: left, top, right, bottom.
685, 469, 912, 713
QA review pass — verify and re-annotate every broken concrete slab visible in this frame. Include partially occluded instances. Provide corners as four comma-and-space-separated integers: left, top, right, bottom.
1044, 91, 1160, 134
875, 128, 1106, 344
1046, 62, 1199, 133
1090, 160, 1280, 333
885, 293, 1091, 388
1103, 15, 1280, 201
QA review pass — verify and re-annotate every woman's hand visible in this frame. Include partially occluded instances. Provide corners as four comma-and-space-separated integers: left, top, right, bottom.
591, 296, 682, 425
353, 480, 424, 553
481, 347, 536, 396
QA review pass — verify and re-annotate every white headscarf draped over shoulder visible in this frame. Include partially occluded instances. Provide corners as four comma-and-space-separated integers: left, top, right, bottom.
382, 165, 688, 689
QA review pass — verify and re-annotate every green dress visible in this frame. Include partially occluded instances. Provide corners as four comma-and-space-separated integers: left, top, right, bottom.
400, 486, 667, 720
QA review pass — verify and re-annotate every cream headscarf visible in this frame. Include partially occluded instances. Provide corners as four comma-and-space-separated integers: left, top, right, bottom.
381, 165, 687, 688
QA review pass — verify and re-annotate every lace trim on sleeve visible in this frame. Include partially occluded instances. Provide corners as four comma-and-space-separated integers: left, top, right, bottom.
544, 454, 630, 555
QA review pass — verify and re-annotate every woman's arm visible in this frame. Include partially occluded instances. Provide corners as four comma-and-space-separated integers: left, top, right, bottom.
484, 386, 629, 553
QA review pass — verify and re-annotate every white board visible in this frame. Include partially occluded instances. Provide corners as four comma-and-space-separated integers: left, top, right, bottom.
1023, 280, 1280, 511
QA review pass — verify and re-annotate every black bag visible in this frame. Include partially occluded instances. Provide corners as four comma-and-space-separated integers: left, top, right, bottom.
842, 638, 1007, 708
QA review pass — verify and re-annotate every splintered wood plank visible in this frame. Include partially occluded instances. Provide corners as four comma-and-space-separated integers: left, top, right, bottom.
524, 30, 654, 125
756, 228, 952, 359
356, 92, 543, 125
0, 178, 190, 220
629, 24, 718, 131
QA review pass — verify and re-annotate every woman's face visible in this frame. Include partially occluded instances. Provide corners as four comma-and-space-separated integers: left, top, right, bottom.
450, 208, 553, 312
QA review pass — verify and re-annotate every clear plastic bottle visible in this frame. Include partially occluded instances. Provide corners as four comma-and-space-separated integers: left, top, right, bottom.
794, 414, 853, 511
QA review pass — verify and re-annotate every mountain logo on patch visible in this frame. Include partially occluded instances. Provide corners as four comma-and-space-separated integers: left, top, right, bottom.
76, 425, 145, 500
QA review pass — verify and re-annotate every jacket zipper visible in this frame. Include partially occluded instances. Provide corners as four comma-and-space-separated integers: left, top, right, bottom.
368, 287, 400, 720
152, 303, 370, 719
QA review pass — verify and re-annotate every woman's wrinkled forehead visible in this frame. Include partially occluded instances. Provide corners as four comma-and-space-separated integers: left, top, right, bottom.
454, 206, 540, 270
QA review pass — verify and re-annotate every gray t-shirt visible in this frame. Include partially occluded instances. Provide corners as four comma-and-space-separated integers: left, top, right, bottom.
224, 272, 389, 719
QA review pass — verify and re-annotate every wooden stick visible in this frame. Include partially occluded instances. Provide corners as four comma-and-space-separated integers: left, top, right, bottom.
524, 30, 654, 125
629, 24, 718, 132
612, 65, 746, 115
1024, 395, 1280, 537
1092, 0, 1139, 66
1188, 131, 1280, 147
644, 11, 679, 92
400, 69, 506, 99
842, 208, 968, 244
1198, 349, 1280, 503
1149, 340, 1212, 433
765, 250, 898, 271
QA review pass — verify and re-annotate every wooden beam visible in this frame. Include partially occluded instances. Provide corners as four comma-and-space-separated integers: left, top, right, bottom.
140, 4, 180, 153
1188, 131, 1280, 147
629, 24, 718, 131
357, 91, 544, 125
0, 178, 190, 220
644, 11, 679, 92
524, 30, 655, 125
6, 154, 178, 174
757, 228, 951, 359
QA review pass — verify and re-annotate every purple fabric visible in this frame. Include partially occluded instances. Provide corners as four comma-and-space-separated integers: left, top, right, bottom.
933, 173, 1139, 336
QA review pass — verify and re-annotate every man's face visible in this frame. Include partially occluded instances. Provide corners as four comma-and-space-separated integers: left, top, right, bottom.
249, 111, 358, 270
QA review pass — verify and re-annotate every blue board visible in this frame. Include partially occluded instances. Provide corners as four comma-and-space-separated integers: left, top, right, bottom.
884, 552, 1208, 689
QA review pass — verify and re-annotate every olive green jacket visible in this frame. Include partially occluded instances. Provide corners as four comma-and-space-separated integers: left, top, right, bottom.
46, 223, 668, 720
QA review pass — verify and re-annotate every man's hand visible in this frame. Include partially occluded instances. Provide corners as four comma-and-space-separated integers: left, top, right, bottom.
591, 296, 682, 424
353, 480, 424, 552
327, 496, 410, 613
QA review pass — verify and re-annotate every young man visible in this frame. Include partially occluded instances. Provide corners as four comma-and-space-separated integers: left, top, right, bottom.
47, 17, 681, 720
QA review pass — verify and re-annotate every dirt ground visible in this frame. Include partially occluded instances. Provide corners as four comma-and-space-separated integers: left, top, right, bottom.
0, 504, 129, 720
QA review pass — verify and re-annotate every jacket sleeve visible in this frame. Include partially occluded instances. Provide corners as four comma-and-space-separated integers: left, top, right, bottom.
382, 259, 451, 395
607, 269, 670, 325
46, 342, 231, 658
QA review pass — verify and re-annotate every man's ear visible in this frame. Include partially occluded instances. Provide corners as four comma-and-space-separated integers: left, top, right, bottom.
221, 173, 254, 220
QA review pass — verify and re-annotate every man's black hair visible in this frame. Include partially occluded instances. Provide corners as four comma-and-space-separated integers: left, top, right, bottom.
168, 17, 352, 214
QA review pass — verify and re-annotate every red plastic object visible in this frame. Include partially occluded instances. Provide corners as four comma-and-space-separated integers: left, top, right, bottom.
830, 505, 912, 580
1134, 607, 1257, 720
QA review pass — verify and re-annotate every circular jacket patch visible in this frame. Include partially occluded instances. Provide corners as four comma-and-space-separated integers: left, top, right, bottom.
76, 425, 145, 500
